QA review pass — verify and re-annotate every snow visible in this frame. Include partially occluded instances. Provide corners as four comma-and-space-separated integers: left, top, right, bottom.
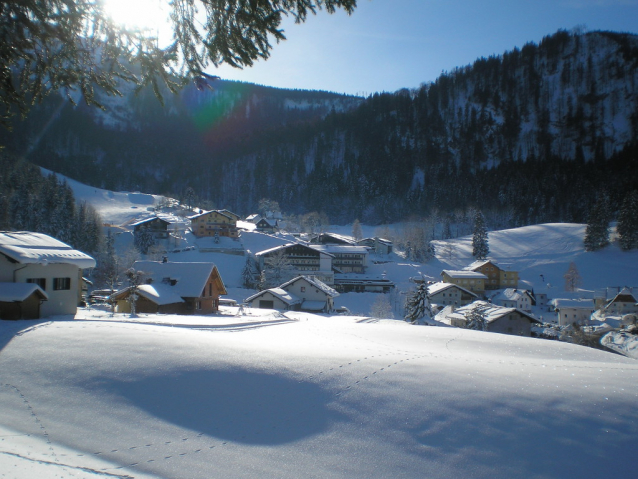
4, 177, 638, 476
0, 231, 96, 269
2, 309, 638, 478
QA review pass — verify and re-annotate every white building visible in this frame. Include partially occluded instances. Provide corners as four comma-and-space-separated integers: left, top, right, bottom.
551, 299, 595, 326
0, 231, 95, 318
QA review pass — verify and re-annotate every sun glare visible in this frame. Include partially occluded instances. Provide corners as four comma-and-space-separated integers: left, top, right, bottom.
102, 0, 171, 38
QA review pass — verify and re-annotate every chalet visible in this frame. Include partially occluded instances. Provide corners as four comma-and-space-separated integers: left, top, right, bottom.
189, 210, 239, 239
0, 231, 95, 318
427, 282, 478, 307
245, 275, 339, 313
130, 216, 171, 239
255, 217, 278, 233
492, 288, 534, 312
437, 301, 540, 336
111, 260, 227, 315
333, 274, 395, 293
310, 233, 356, 245
310, 244, 368, 274
357, 237, 393, 255
441, 270, 487, 294
255, 243, 334, 285
463, 260, 519, 290
551, 299, 595, 326
603, 288, 638, 315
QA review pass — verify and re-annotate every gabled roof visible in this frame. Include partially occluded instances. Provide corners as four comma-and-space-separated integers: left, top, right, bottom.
188, 209, 235, 221
255, 243, 334, 258
0, 282, 48, 302
451, 301, 539, 324
605, 288, 638, 309
245, 288, 302, 306
492, 288, 533, 303
358, 237, 393, 246
442, 270, 488, 280
280, 275, 339, 298
551, 298, 594, 310
133, 261, 227, 298
130, 216, 171, 227
311, 244, 369, 255
427, 282, 477, 297
0, 231, 96, 268
311, 232, 356, 245
464, 260, 499, 271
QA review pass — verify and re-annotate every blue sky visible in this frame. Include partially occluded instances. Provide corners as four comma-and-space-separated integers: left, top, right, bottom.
211, 0, 638, 96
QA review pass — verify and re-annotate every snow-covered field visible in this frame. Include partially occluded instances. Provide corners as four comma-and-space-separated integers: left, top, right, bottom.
2, 308, 638, 478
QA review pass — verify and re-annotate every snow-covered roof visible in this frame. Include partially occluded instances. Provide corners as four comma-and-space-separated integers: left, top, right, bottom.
551, 299, 594, 310
133, 261, 226, 298
464, 259, 497, 271
0, 231, 96, 269
606, 287, 637, 307
442, 270, 488, 279
129, 216, 171, 227
312, 232, 356, 245
311, 244, 369, 255
281, 275, 340, 298
188, 209, 235, 221
0, 282, 48, 302
358, 237, 392, 245
245, 288, 302, 306
492, 288, 532, 302
449, 301, 539, 324
255, 243, 334, 258
427, 282, 477, 297
136, 284, 185, 306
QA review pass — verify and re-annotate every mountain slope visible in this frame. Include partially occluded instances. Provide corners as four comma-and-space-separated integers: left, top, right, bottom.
3, 30, 638, 225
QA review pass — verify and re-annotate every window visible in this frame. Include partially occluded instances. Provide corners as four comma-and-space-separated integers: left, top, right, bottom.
195, 301, 202, 310
27, 278, 46, 290
53, 278, 71, 290
301, 286, 306, 292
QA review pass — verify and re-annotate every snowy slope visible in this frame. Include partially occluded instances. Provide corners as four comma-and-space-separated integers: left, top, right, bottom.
1, 309, 637, 478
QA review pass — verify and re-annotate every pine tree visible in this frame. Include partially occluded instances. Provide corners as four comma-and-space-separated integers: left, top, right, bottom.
464, 305, 487, 331
134, 228, 155, 255
241, 256, 258, 289
404, 281, 431, 324
472, 210, 490, 260
584, 193, 610, 251
617, 191, 638, 251
1, 1, 358, 128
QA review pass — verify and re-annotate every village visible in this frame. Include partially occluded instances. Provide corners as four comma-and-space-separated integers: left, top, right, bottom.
2, 203, 636, 356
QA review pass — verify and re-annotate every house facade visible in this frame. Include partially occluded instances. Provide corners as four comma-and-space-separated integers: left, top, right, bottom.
189, 210, 239, 239
245, 275, 339, 313
604, 288, 638, 315
0, 231, 95, 318
551, 299, 595, 326
255, 243, 334, 285
111, 260, 227, 315
427, 282, 478, 307
441, 270, 487, 294
492, 288, 534, 312
310, 245, 368, 274
357, 237, 393, 255
464, 260, 519, 290
131, 216, 171, 239
437, 301, 539, 336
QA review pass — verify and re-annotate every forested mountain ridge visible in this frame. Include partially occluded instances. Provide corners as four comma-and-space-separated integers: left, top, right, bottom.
2, 29, 638, 226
